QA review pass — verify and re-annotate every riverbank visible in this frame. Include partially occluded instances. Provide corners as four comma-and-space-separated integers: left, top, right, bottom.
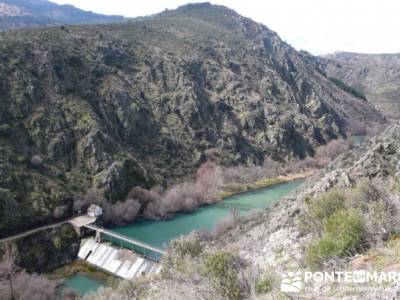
111, 179, 306, 248
217, 171, 313, 199
50, 174, 310, 285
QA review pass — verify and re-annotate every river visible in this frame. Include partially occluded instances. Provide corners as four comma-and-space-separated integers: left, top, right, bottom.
58, 273, 106, 296
109, 133, 367, 248
59, 134, 368, 295
111, 179, 305, 248
58, 179, 305, 296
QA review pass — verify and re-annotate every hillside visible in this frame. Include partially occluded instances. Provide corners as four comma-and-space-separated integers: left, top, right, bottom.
321, 51, 400, 118
0, 3, 385, 237
88, 122, 400, 299
0, 0, 124, 30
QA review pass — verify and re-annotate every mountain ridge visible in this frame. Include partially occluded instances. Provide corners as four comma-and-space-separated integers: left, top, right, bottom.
0, 0, 125, 30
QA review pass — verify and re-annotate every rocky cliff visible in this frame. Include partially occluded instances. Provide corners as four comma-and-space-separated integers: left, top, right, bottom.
0, 3, 384, 237
321, 51, 400, 118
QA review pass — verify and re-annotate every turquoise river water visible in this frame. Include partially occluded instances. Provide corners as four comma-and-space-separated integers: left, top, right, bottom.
58, 273, 106, 296
59, 135, 365, 294
112, 179, 304, 248
59, 179, 305, 295
58, 134, 366, 295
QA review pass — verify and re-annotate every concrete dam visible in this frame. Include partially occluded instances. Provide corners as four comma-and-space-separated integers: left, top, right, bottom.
78, 238, 162, 280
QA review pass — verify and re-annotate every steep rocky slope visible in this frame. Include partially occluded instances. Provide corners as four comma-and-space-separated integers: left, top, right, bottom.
221, 121, 400, 267
0, 3, 384, 237
321, 51, 400, 118
0, 0, 124, 31
105, 122, 400, 300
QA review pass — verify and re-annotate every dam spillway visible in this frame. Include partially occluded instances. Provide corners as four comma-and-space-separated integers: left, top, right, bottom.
78, 238, 162, 280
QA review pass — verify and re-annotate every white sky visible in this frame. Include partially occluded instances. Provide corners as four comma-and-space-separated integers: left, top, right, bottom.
51, 0, 400, 55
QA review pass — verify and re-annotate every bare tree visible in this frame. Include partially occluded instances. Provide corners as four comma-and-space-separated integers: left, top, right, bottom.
195, 161, 223, 202
230, 207, 240, 227
0, 244, 18, 300
0, 244, 57, 300
14, 271, 56, 300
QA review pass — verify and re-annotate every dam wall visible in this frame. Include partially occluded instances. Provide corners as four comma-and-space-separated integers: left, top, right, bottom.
78, 238, 162, 280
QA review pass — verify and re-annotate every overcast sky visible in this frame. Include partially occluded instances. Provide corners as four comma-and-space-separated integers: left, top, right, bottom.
52, 0, 400, 55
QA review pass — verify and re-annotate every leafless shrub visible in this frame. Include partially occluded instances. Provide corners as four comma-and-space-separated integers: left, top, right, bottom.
350, 180, 399, 243
75, 163, 223, 225
0, 244, 18, 300
31, 155, 43, 166
127, 186, 162, 204
213, 215, 235, 237
73, 189, 105, 213
283, 138, 354, 172
195, 161, 223, 203
62, 288, 78, 300
315, 138, 353, 162
143, 162, 224, 219
14, 271, 56, 300
163, 183, 200, 212
0, 244, 56, 300
53, 205, 67, 219
366, 123, 388, 138
102, 199, 141, 226
213, 207, 241, 237
72, 197, 86, 212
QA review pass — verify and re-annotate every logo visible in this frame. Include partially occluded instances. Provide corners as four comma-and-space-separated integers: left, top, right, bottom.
280, 270, 400, 294
281, 271, 302, 292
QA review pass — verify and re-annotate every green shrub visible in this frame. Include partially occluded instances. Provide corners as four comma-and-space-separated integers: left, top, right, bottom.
329, 77, 367, 100
204, 251, 242, 300
255, 276, 274, 294
300, 191, 346, 236
310, 191, 346, 220
307, 238, 337, 269
306, 210, 365, 269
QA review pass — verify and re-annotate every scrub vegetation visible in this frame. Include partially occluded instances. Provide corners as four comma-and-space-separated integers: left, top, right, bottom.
301, 180, 400, 269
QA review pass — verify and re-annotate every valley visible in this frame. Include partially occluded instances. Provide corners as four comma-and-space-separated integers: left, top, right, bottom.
0, 2, 399, 300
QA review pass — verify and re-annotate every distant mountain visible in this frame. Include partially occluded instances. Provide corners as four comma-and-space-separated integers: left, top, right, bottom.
320, 51, 400, 118
0, 0, 124, 30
